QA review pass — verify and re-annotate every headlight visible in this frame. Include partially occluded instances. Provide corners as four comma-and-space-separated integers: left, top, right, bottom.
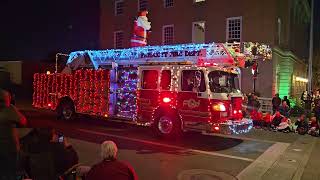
212, 104, 226, 111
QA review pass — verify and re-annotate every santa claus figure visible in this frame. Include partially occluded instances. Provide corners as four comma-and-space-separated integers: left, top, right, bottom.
131, 10, 151, 47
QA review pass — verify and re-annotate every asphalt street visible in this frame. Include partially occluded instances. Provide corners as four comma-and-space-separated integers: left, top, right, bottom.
17, 105, 320, 180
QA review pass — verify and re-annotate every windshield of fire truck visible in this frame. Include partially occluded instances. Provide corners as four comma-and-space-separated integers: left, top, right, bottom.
208, 71, 240, 93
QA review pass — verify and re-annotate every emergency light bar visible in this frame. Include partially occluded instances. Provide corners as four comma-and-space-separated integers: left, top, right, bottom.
67, 43, 233, 70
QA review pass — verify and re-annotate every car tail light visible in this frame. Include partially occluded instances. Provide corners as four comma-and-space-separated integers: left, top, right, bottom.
212, 104, 226, 111
162, 97, 171, 103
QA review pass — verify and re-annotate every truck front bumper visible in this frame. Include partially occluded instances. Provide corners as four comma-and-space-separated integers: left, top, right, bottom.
215, 118, 253, 135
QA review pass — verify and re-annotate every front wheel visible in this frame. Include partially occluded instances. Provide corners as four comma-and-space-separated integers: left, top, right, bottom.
153, 114, 181, 138
57, 101, 76, 121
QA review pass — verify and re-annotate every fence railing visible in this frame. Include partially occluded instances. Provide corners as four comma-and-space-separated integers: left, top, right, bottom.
257, 97, 273, 113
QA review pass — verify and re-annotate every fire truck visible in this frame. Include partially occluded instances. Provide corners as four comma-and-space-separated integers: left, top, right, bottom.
33, 42, 270, 137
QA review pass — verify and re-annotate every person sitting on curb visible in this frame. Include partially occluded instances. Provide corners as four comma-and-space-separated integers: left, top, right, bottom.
276, 117, 291, 133
295, 114, 308, 135
86, 140, 138, 180
271, 111, 284, 130
308, 117, 319, 136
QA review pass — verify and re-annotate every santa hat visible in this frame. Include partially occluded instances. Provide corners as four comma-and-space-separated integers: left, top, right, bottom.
139, 10, 148, 16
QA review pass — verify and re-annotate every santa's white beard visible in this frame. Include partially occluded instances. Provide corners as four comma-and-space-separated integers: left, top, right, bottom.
137, 16, 151, 30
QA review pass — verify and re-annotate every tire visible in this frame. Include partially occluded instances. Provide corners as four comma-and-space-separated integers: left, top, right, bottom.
57, 100, 76, 121
153, 113, 181, 139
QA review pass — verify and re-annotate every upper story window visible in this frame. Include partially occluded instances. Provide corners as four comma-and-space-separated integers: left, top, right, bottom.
115, 0, 124, 16
164, 0, 174, 8
114, 31, 124, 49
138, 0, 148, 11
226, 16, 242, 43
162, 25, 174, 45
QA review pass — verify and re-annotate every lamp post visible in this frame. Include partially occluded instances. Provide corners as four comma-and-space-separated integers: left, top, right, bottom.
308, 0, 314, 93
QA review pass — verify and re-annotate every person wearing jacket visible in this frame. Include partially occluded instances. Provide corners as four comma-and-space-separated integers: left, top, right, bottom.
21, 128, 79, 180
86, 141, 138, 180
0, 89, 27, 180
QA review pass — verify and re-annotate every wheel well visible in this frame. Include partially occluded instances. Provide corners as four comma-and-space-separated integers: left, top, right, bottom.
153, 106, 183, 128
57, 96, 75, 110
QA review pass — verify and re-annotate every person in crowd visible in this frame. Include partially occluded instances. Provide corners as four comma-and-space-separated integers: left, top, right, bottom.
0, 89, 27, 180
308, 117, 319, 136
21, 128, 79, 180
252, 94, 261, 112
86, 141, 138, 180
272, 93, 282, 114
262, 113, 272, 130
295, 114, 309, 135
301, 91, 313, 118
282, 96, 290, 108
251, 110, 263, 128
276, 117, 291, 133
313, 90, 320, 107
271, 111, 284, 130
313, 100, 320, 123
279, 101, 290, 118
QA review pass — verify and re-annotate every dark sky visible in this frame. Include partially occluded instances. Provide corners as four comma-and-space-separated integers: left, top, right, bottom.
0, 0, 319, 61
0, 0, 99, 61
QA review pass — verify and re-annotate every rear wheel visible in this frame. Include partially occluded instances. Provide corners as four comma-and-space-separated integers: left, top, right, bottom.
153, 113, 181, 138
57, 100, 75, 121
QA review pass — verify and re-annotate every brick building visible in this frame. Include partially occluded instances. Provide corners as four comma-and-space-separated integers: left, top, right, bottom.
100, 0, 310, 102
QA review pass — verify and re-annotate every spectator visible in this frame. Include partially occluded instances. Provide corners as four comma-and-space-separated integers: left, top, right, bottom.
308, 117, 319, 136
272, 93, 281, 114
279, 101, 290, 118
252, 94, 261, 111
271, 111, 284, 130
314, 90, 320, 107
282, 96, 290, 108
295, 114, 308, 135
301, 91, 313, 117
86, 141, 138, 180
21, 128, 79, 180
0, 89, 27, 180
313, 100, 320, 123
277, 117, 291, 133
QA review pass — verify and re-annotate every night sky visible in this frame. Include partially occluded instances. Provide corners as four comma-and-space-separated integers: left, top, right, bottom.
0, 0, 319, 61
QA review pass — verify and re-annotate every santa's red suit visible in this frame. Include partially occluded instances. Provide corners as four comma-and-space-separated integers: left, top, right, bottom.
131, 11, 151, 47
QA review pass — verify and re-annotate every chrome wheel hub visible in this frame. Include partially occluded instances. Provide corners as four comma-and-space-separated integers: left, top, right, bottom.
158, 116, 173, 134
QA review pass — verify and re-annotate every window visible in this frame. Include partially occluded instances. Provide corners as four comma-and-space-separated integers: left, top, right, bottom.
164, 0, 174, 8
162, 25, 174, 45
192, 21, 205, 43
114, 31, 124, 49
138, 0, 148, 11
208, 71, 240, 93
226, 17, 242, 43
181, 70, 206, 92
160, 70, 171, 90
142, 70, 158, 89
115, 0, 124, 16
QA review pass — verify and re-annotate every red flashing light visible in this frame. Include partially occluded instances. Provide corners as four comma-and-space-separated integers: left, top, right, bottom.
214, 126, 220, 131
163, 97, 171, 103
48, 103, 52, 107
233, 110, 237, 114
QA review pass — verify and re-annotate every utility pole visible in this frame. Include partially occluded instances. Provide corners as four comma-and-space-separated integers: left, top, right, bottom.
308, 0, 314, 93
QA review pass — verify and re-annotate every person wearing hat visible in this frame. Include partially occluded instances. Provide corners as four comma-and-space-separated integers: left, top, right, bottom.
0, 89, 27, 180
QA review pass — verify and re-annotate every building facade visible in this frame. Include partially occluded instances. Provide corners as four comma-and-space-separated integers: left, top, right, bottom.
100, 0, 309, 101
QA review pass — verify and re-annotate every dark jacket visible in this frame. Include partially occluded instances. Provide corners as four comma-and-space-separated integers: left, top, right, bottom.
0, 105, 26, 152
279, 105, 290, 117
272, 97, 281, 109
86, 159, 138, 180
21, 131, 79, 179
314, 105, 320, 121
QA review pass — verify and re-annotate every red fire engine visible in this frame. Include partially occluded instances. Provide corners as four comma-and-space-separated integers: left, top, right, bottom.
33, 42, 271, 137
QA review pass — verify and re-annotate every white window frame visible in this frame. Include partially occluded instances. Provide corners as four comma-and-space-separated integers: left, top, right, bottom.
164, 0, 174, 8
114, 0, 124, 16
226, 16, 242, 43
162, 25, 174, 45
114, 31, 124, 49
194, 0, 205, 3
192, 21, 205, 43
138, 0, 148, 12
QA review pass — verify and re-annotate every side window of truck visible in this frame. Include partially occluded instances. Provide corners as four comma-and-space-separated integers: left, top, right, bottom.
142, 70, 158, 89
181, 70, 206, 92
160, 70, 171, 90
